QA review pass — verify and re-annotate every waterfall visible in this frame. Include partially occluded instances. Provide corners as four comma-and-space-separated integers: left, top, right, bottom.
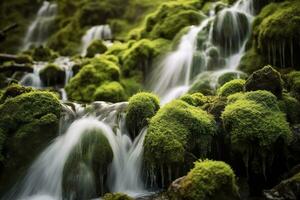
22, 1, 57, 50
81, 25, 112, 56
4, 102, 148, 200
147, 0, 254, 104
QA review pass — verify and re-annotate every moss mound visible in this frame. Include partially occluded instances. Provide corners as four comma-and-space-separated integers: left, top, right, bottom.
278, 93, 300, 124
65, 56, 121, 102
144, 100, 216, 167
63, 128, 113, 199
169, 160, 240, 200
93, 81, 127, 103
245, 65, 283, 98
126, 92, 159, 138
286, 71, 300, 101
218, 79, 245, 97
86, 40, 108, 58
39, 63, 66, 87
180, 93, 208, 107
31, 46, 59, 62
0, 84, 33, 103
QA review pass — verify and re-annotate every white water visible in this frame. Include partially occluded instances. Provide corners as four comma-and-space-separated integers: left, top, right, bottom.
81, 25, 112, 56
4, 102, 147, 200
22, 1, 57, 50
148, 0, 254, 104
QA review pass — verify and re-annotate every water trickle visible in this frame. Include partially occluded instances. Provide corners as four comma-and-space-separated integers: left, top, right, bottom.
147, 0, 254, 104
22, 1, 57, 50
81, 25, 113, 56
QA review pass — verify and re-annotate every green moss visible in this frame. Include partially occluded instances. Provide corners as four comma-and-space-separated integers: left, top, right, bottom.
189, 72, 215, 95
218, 79, 245, 97
31, 46, 59, 62
245, 65, 283, 98
65, 56, 121, 102
180, 93, 208, 107
170, 160, 239, 200
286, 71, 300, 100
222, 90, 292, 176
0, 84, 33, 103
217, 72, 247, 87
86, 40, 108, 58
238, 48, 267, 74
93, 81, 127, 103
126, 92, 159, 138
121, 38, 171, 77
103, 193, 133, 200
144, 100, 216, 166
120, 77, 143, 97
39, 63, 66, 87
202, 96, 227, 121
278, 93, 300, 124
63, 128, 113, 199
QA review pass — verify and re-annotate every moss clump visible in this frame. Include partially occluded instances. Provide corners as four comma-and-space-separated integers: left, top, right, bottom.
180, 93, 208, 107
144, 100, 216, 167
0, 90, 61, 193
218, 79, 245, 97
103, 193, 133, 200
0, 83, 33, 103
63, 128, 113, 199
136, 1, 205, 40
39, 63, 66, 87
286, 71, 300, 101
189, 72, 215, 95
93, 81, 127, 103
238, 48, 267, 74
65, 56, 121, 102
121, 39, 171, 78
126, 92, 159, 138
31, 46, 59, 61
245, 65, 283, 98
169, 160, 240, 200
217, 71, 247, 87
120, 77, 143, 97
86, 40, 108, 58
222, 90, 292, 181
278, 93, 300, 124
202, 96, 227, 121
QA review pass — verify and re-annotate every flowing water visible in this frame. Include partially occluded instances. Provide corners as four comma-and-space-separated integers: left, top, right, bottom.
22, 1, 57, 50
147, 0, 254, 104
6, 0, 255, 199
81, 25, 113, 56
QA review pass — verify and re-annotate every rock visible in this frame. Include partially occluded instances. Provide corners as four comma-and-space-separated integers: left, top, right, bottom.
39, 63, 66, 86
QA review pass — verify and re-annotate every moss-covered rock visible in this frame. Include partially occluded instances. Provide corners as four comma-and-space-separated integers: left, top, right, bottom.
86, 40, 108, 58
65, 56, 121, 102
103, 192, 133, 200
93, 81, 127, 103
217, 71, 247, 87
0, 90, 61, 193
126, 92, 159, 138
278, 93, 300, 124
120, 77, 143, 97
238, 47, 267, 74
189, 72, 215, 95
63, 128, 113, 199
31, 46, 59, 62
39, 63, 66, 87
218, 79, 245, 97
286, 71, 300, 101
180, 93, 208, 107
245, 65, 283, 98
0, 83, 33, 103
144, 100, 216, 180
202, 96, 227, 121
168, 160, 240, 200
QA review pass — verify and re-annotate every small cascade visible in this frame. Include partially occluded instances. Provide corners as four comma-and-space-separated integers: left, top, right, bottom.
22, 1, 57, 50
81, 25, 112, 56
4, 102, 148, 200
20, 62, 44, 88
147, 0, 254, 104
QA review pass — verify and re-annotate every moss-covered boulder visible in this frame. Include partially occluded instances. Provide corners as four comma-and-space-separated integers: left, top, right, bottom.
180, 93, 208, 107
31, 46, 59, 61
126, 92, 159, 138
218, 79, 245, 97
238, 48, 267, 74
93, 81, 127, 103
245, 65, 283, 98
103, 192, 133, 200
39, 63, 66, 87
0, 89, 61, 193
222, 90, 292, 194
86, 40, 108, 58
168, 160, 240, 200
65, 56, 121, 102
278, 93, 300, 124
63, 128, 113, 199
286, 71, 300, 101
0, 84, 33, 103
144, 100, 216, 186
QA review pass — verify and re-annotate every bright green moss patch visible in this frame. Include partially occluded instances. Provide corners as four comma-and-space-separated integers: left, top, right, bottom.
169, 160, 240, 200
144, 100, 216, 166
218, 79, 245, 97
93, 81, 127, 103
126, 92, 159, 138
86, 40, 108, 58
180, 92, 208, 107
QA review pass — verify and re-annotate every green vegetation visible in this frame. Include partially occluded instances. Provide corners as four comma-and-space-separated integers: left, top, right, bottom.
168, 160, 240, 200
286, 71, 300, 100
103, 193, 133, 200
86, 40, 108, 58
217, 79, 245, 97
126, 92, 159, 138
93, 81, 127, 103
39, 63, 65, 86
180, 92, 208, 107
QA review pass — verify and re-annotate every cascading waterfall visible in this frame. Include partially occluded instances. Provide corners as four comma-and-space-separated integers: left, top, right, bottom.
4, 102, 148, 200
147, 0, 254, 104
81, 25, 112, 56
22, 1, 57, 50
